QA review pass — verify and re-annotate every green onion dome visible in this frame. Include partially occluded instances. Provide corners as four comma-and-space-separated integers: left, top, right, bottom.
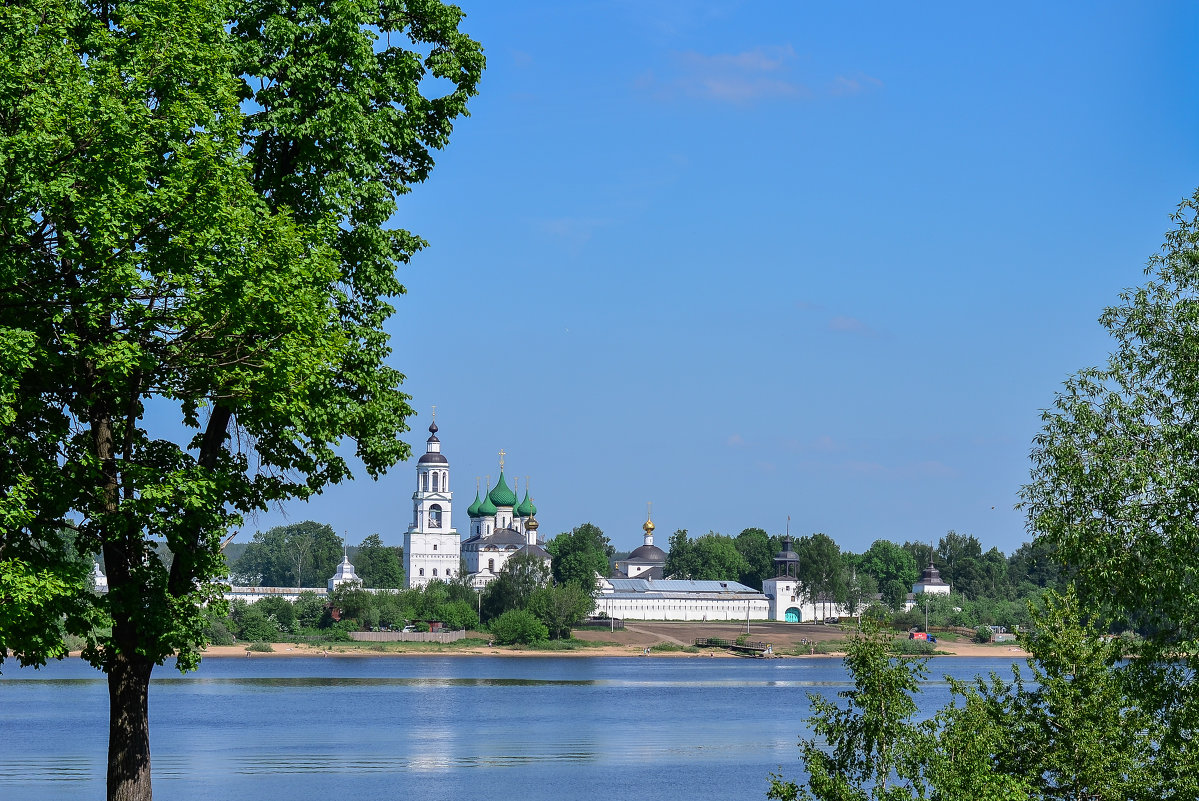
517, 490, 536, 518
478, 489, 498, 517
488, 471, 518, 508
467, 488, 482, 518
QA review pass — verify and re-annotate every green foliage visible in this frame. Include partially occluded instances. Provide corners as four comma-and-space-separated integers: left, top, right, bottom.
857, 539, 919, 592
528, 583, 594, 640
734, 528, 778, 589
245, 642, 274, 653
547, 523, 613, 592
437, 600, 479, 632
480, 552, 551, 623
1022, 190, 1199, 653
769, 623, 930, 801
0, 1, 481, 766
488, 609, 548, 645
354, 534, 403, 589
293, 591, 326, 630
798, 533, 845, 617
889, 638, 936, 656
649, 643, 700, 653
664, 530, 750, 582
231, 605, 279, 642
232, 522, 342, 588
203, 618, 235, 647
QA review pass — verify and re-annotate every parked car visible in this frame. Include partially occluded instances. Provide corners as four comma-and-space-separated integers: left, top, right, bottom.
824, 616, 840, 625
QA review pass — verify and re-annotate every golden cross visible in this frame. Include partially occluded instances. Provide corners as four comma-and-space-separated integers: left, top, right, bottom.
431, 404, 436, 420
498, 448, 506, 470
647, 501, 653, 521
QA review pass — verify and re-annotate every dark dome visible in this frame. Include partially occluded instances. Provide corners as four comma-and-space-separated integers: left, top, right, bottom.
627, 544, 666, 563
418, 452, 448, 464
774, 549, 799, 562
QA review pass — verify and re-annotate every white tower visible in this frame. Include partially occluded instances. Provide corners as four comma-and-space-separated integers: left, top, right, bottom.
403, 417, 460, 587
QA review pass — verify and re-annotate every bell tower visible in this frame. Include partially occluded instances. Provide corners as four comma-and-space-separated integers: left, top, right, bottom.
404, 413, 459, 587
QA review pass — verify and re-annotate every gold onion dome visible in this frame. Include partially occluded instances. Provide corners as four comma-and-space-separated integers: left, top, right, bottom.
643, 518, 655, 534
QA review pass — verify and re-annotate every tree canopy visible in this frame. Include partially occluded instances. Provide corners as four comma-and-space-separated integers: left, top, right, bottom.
0, 1, 482, 797
547, 522, 612, 591
232, 522, 342, 587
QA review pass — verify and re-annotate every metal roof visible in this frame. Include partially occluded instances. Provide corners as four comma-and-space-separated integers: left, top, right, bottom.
602, 578, 766, 599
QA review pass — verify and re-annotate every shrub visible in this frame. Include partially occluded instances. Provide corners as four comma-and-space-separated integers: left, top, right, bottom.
489, 609, 548, 645
246, 642, 274, 653
438, 600, 480, 632
891, 638, 936, 655
974, 626, 993, 644
205, 619, 235, 647
234, 607, 279, 642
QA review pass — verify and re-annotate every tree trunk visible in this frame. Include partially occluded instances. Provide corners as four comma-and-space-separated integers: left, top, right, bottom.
107, 652, 154, 801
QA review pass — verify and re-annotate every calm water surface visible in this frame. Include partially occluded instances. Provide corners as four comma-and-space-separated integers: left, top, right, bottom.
0, 655, 1020, 801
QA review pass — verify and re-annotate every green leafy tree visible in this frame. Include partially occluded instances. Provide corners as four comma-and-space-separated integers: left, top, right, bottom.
436, 599, 479, 632
293, 591, 326, 630
480, 553, 551, 622
798, 533, 845, 619
663, 528, 695, 578
881, 579, 909, 611
1020, 191, 1199, 792
547, 522, 613, 592
1006, 539, 1061, 593
768, 623, 931, 801
0, 4, 482, 801
233, 522, 342, 587
665, 530, 749, 581
935, 530, 981, 590
356, 534, 403, 589
489, 608, 548, 645
940, 590, 1183, 801
842, 569, 878, 624
734, 527, 777, 589
529, 583, 595, 640
857, 539, 919, 593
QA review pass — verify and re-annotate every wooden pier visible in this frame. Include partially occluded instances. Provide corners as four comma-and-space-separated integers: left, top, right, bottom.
693, 637, 771, 656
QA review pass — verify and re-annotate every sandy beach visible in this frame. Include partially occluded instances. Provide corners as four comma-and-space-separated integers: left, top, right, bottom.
197, 621, 1030, 660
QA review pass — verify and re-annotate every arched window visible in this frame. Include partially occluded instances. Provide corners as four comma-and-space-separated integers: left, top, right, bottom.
488, 559, 495, 571
419, 568, 424, 576
433, 568, 438, 576
429, 504, 442, 528
432, 472, 439, 492
421, 472, 428, 492
433, 543, 437, 551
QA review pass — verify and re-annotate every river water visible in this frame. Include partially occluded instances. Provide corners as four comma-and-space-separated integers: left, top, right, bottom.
0, 655, 1020, 801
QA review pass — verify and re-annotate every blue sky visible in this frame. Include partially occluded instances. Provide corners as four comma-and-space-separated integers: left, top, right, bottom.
245, 1, 1199, 557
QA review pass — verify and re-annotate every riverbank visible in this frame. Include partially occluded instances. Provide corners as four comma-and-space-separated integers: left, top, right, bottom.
195, 621, 1029, 659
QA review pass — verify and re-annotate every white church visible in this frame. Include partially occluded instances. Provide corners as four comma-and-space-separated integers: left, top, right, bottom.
403, 420, 550, 589
401, 419, 852, 623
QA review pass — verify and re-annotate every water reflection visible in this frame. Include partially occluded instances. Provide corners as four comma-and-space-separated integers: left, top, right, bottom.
0, 656, 1021, 801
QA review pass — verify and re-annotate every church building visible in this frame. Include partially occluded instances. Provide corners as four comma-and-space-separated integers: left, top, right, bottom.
403, 420, 550, 589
